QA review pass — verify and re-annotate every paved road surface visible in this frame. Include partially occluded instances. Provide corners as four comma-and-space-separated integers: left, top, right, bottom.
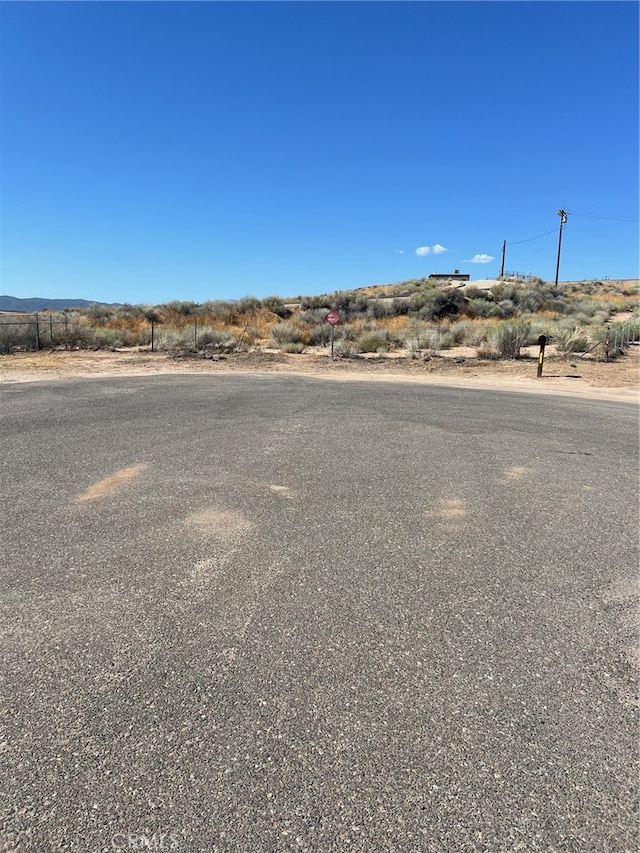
1, 375, 638, 852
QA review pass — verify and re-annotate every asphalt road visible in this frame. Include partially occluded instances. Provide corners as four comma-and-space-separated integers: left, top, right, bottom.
1, 375, 638, 852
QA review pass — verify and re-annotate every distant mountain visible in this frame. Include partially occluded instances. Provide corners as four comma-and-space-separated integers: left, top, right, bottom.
0, 295, 119, 312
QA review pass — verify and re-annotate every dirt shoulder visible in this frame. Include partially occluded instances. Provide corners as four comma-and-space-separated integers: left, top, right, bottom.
1, 346, 638, 404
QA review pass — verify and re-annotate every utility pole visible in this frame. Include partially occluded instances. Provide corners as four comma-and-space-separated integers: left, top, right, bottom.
554, 209, 568, 287
500, 240, 506, 278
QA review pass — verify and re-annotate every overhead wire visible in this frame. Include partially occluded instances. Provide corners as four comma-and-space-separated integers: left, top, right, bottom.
508, 227, 558, 245
570, 211, 638, 223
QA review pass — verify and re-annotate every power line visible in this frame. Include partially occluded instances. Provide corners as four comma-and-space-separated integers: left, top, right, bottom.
571, 211, 638, 223
509, 227, 558, 245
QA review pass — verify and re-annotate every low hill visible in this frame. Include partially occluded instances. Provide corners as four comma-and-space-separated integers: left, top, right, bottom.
0, 295, 119, 312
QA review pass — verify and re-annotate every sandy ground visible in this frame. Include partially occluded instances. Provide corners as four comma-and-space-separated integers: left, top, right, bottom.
1, 344, 639, 404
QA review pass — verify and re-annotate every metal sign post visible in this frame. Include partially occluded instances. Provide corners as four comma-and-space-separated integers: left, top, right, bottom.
324, 310, 342, 360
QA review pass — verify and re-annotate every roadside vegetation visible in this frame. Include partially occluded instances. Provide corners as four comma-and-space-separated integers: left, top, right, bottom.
1, 278, 638, 361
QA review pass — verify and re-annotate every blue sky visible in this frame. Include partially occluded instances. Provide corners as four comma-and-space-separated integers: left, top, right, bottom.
1, 1, 638, 304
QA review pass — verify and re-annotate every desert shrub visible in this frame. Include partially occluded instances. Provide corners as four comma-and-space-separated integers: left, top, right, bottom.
116, 303, 149, 321
333, 339, 359, 358
367, 300, 393, 320
466, 323, 492, 346
270, 322, 305, 345
280, 342, 305, 354
340, 323, 360, 342
514, 288, 544, 313
0, 321, 36, 353
64, 317, 98, 349
331, 292, 369, 321
92, 328, 124, 349
411, 289, 465, 321
468, 298, 505, 319
358, 329, 391, 353
491, 320, 531, 358
448, 321, 472, 344
235, 295, 261, 314
616, 297, 640, 312
423, 328, 454, 353
161, 300, 199, 316
490, 282, 517, 302
197, 328, 237, 350
498, 299, 516, 318
236, 325, 259, 346
300, 294, 332, 310
307, 323, 332, 346
86, 304, 114, 324
566, 311, 590, 326
568, 298, 612, 319
299, 308, 330, 325
554, 327, 590, 354
391, 298, 411, 316
525, 320, 554, 346
403, 324, 430, 356
123, 327, 150, 347
261, 296, 291, 318
200, 300, 235, 321
546, 297, 569, 314
464, 285, 491, 301
424, 329, 444, 353
155, 329, 193, 351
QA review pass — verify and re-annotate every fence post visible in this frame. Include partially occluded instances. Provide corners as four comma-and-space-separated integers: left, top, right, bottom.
604, 327, 610, 362
194, 318, 197, 350
64, 313, 69, 350
49, 315, 54, 350
35, 313, 40, 351
151, 320, 155, 352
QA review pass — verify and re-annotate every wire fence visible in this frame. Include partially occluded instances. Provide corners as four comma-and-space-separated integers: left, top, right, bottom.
0, 313, 150, 353
0, 314, 234, 354
1, 312, 638, 360
577, 322, 640, 361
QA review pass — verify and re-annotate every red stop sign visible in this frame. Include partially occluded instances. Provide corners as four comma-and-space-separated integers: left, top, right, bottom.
324, 310, 341, 326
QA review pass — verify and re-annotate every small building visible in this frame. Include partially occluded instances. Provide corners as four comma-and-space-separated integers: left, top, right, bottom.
428, 269, 470, 282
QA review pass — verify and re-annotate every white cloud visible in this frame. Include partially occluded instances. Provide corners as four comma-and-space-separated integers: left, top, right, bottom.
467, 253, 494, 263
415, 244, 448, 256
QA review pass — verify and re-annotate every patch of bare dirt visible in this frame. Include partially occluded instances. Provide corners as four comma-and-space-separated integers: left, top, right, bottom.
1, 345, 638, 403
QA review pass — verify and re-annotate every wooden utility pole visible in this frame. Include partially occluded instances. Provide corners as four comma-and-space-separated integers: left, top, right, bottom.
554, 209, 568, 287
500, 240, 506, 277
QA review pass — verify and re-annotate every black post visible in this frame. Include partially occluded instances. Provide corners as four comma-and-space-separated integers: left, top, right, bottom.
536, 334, 547, 378
500, 240, 506, 278
194, 318, 198, 350
64, 313, 69, 350
151, 321, 155, 352
331, 324, 335, 361
35, 313, 40, 351
49, 314, 54, 350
